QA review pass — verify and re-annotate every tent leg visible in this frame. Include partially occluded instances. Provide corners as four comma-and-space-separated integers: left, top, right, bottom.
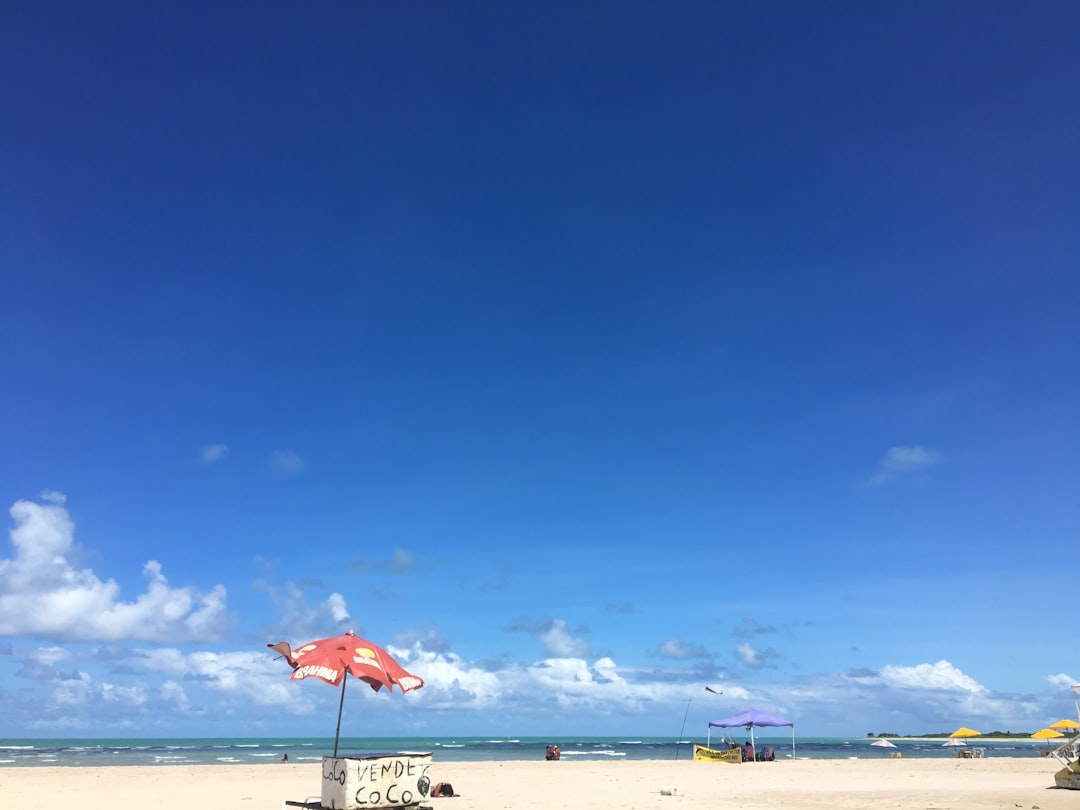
333, 676, 347, 758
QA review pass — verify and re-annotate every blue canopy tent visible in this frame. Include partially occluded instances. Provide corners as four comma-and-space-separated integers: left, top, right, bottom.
708, 708, 795, 761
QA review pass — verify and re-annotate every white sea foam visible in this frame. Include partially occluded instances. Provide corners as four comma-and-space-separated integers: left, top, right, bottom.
560, 750, 626, 757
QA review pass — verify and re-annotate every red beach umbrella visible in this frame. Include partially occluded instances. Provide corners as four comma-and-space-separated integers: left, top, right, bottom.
268, 630, 424, 756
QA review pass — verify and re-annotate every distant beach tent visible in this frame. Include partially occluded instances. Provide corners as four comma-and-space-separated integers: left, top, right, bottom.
870, 739, 898, 749
708, 708, 795, 760
942, 739, 967, 747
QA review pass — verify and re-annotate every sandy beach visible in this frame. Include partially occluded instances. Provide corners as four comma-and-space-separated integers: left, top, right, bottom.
1, 757, 1074, 810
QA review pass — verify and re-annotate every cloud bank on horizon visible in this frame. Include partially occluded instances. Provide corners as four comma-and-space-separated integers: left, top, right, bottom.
1, 494, 1074, 738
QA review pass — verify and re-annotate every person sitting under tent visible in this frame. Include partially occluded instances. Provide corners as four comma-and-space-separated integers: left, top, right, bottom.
743, 741, 755, 762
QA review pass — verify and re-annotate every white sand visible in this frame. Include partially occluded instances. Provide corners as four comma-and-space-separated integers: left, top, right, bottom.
0, 757, 1074, 810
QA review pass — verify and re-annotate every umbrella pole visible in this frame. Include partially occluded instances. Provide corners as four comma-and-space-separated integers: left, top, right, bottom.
333, 676, 347, 758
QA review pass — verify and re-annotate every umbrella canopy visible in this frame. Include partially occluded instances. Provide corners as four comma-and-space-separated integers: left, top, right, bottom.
270, 632, 424, 692
268, 631, 424, 756
870, 739, 898, 748
1049, 718, 1080, 731
949, 727, 982, 738
708, 708, 794, 760
943, 739, 967, 747
1032, 728, 1065, 740
709, 708, 793, 729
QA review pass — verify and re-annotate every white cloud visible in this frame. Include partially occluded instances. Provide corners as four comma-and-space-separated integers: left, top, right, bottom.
872, 445, 945, 485
159, 680, 195, 714
655, 639, 709, 659
1044, 673, 1078, 690
131, 647, 312, 713
504, 616, 593, 658
268, 451, 305, 475
200, 444, 229, 463
878, 660, 986, 693
255, 581, 354, 641
735, 641, 779, 669
538, 619, 591, 658
0, 495, 230, 643
51, 671, 149, 713
325, 592, 351, 623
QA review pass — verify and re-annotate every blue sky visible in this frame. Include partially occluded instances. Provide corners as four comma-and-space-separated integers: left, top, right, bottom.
1, 1, 1078, 740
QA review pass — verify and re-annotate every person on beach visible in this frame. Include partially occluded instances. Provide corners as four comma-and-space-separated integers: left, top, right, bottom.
281, 754, 288, 763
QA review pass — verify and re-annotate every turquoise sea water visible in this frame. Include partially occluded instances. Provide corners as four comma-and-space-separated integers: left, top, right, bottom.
0, 736, 1055, 767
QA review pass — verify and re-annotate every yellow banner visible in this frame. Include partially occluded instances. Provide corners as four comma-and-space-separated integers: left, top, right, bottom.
692, 744, 742, 763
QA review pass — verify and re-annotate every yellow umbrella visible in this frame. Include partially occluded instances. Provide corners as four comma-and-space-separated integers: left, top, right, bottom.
1031, 728, 1065, 740
950, 727, 982, 738
1049, 718, 1080, 731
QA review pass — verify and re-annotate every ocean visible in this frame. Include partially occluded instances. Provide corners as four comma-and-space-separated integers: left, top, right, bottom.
0, 736, 1054, 767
